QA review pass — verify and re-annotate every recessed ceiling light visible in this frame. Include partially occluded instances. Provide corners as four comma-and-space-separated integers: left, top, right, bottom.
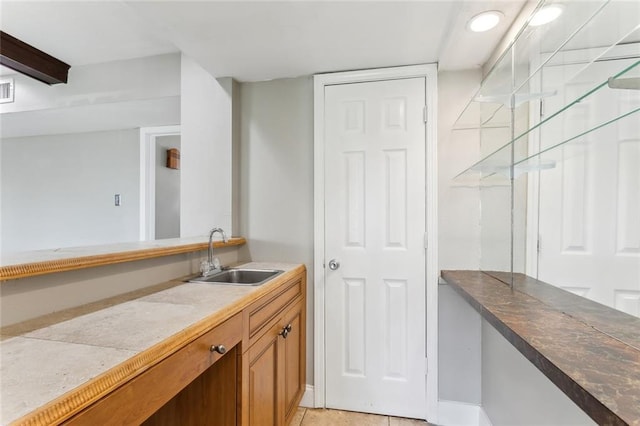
468, 11, 503, 33
529, 4, 564, 26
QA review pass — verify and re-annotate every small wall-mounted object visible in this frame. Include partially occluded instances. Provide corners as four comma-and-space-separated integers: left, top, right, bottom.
0, 78, 15, 103
166, 148, 180, 169
0, 31, 70, 85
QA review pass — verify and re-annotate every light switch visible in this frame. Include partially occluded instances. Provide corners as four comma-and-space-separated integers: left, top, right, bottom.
115, 194, 121, 206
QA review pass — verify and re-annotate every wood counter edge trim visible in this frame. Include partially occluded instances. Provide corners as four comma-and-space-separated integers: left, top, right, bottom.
440, 270, 628, 426
12, 264, 306, 426
0, 238, 246, 281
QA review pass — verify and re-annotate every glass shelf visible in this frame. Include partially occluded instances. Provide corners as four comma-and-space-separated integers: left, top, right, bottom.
452, 99, 511, 130
454, 0, 640, 313
514, 106, 640, 174
452, 0, 640, 133
454, 59, 640, 182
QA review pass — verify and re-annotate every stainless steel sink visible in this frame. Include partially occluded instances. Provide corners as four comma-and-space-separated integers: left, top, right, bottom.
188, 268, 284, 286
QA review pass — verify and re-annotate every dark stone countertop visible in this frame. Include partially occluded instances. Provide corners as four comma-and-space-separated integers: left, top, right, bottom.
441, 270, 640, 426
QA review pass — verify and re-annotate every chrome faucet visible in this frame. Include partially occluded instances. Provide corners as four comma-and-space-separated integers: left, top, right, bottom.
201, 227, 228, 277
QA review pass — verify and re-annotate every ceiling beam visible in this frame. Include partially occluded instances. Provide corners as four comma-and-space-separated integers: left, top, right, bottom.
0, 31, 70, 85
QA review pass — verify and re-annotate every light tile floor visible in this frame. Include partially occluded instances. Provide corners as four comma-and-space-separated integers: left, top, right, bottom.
291, 408, 431, 426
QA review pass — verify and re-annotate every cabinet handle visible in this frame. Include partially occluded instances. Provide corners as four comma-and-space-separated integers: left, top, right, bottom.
279, 324, 293, 339
210, 344, 226, 354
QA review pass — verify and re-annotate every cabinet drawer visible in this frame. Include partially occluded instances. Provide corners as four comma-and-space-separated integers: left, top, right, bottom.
65, 313, 242, 425
248, 277, 302, 341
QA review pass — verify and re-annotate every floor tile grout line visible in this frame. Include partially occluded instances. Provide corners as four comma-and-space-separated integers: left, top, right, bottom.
299, 407, 307, 425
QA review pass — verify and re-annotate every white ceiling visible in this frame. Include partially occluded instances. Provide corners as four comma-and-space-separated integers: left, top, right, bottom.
0, 0, 527, 82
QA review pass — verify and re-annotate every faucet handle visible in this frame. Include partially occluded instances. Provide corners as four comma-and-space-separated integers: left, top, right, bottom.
200, 260, 212, 275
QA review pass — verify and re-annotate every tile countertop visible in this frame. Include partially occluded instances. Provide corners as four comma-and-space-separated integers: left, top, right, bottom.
0, 262, 304, 425
441, 270, 640, 426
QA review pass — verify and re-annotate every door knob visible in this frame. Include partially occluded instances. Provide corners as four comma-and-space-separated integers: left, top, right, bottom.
328, 259, 340, 270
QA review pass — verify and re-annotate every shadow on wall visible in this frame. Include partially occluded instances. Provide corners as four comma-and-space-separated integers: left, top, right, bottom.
238, 76, 315, 384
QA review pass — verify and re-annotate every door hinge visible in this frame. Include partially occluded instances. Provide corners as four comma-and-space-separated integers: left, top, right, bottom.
425, 356, 429, 375
537, 235, 542, 253
539, 99, 544, 118
424, 232, 428, 250
423, 105, 428, 123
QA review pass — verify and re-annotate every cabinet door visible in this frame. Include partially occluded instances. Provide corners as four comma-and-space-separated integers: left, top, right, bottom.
248, 321, 285, 426
283, 299, 305, 424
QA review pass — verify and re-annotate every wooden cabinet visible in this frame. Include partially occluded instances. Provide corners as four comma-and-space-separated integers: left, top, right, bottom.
64, 312, 242, 425
242, 275, 306, 426
57, 267, 306, 426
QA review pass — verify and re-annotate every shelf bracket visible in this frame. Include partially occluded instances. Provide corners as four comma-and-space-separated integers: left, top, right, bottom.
475, 90, 557, 108
607, 77, 640, 90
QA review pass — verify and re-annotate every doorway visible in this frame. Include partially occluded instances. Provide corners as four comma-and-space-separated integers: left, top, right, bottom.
154, 135, 181, 239
139, 125, 181, 240
313, 65, 438, 422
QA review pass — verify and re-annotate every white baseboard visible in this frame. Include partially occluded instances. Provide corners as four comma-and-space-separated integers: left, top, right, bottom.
299, 384, 315, 408
438, 400, 493, 426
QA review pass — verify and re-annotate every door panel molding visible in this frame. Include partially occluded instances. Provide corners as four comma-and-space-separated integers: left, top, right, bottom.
313, 64, 438, 423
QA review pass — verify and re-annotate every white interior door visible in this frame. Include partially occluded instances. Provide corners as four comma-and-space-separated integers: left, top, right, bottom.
537, 58, 640, 315
324, 77, 426, 418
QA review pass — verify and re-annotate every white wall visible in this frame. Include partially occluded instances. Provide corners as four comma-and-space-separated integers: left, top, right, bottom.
155, 135, 181, 239
180, 55, 233, 237
1, 129, 140, 253
438, 69, 482, 271
437, 69, 483, 405
0, 53, 181, 253
239, 76, 315, 384
230, 79, 241, 237
438, 284, 482, 405
2, 52, 241, 249
482, 319, 596, 426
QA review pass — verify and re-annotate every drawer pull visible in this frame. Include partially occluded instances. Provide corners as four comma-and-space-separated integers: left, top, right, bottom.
210, 344, 227, 354
279, 324, 293, 339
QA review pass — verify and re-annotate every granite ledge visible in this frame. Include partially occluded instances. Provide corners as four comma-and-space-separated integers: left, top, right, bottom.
441, 270, 640, 426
